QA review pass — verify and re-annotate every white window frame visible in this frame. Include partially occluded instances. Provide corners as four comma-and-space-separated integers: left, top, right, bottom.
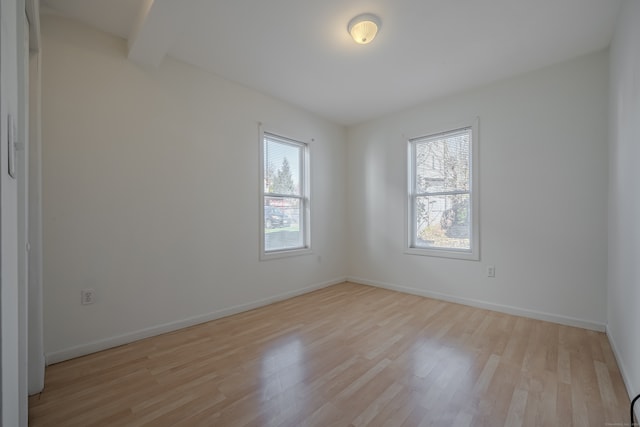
259, 127, 312, 260
405, 119, 479, 260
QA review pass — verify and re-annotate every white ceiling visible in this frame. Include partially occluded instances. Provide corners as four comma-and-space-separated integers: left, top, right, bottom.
42, 0, 622, 126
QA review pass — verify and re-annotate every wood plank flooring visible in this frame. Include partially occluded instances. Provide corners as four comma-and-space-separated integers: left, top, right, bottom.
29, 282, 630, 426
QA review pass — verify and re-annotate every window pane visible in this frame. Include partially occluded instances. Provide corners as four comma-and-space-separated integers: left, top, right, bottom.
264, 137, 301, 196
414, 194, 470, 251
415, 129, 470, 194
264, 196, 303, 251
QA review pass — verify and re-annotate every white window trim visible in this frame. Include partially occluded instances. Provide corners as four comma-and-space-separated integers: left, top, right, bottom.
404, 118, 480, 261
259, 125, 312, 260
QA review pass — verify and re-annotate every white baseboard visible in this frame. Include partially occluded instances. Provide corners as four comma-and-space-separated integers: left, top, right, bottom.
347, 276, 606, 332
46, 277, 347, 364
606, 326, 637, 401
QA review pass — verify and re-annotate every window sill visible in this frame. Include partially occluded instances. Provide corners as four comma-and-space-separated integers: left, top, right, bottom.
404, 247, 479, 261
260, 247, 313, 261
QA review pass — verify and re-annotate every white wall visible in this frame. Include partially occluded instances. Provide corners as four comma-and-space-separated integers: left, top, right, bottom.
608, 0, 640, 400
347, 51, 609, 330
28, 33, 45, 395
41, 15, 348, 362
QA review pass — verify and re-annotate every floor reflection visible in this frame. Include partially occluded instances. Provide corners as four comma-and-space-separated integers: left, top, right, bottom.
411, 339, 475, 391
260, 337, 304, 401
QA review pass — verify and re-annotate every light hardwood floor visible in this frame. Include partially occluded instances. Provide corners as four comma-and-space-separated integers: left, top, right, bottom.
29, 282, 630, 426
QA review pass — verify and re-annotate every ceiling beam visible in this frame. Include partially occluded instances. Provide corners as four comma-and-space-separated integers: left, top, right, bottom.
127, 0, 195, 69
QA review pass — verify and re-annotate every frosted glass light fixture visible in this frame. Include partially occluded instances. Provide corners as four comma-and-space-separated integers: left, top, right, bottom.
348, 13, 381, 45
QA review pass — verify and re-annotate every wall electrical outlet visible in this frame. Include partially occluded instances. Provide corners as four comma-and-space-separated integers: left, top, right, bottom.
81, 288, 96, 305
487, 265, 496, 278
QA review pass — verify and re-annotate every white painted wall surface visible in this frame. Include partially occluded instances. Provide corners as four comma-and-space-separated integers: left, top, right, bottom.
607, 0, 640, 400
41, 15, 348, 361
28, 46, 45, 394
347, 51, 609, 330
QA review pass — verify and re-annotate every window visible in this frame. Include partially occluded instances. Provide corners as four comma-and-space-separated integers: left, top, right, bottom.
407, 121, 479, 260
260, 131, 310, 259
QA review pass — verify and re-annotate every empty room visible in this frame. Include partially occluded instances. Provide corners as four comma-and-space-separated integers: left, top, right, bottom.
1, 0, 639, 425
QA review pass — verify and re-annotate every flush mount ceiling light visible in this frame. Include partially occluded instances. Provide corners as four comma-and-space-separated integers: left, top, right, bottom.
348, 13, 381, 45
